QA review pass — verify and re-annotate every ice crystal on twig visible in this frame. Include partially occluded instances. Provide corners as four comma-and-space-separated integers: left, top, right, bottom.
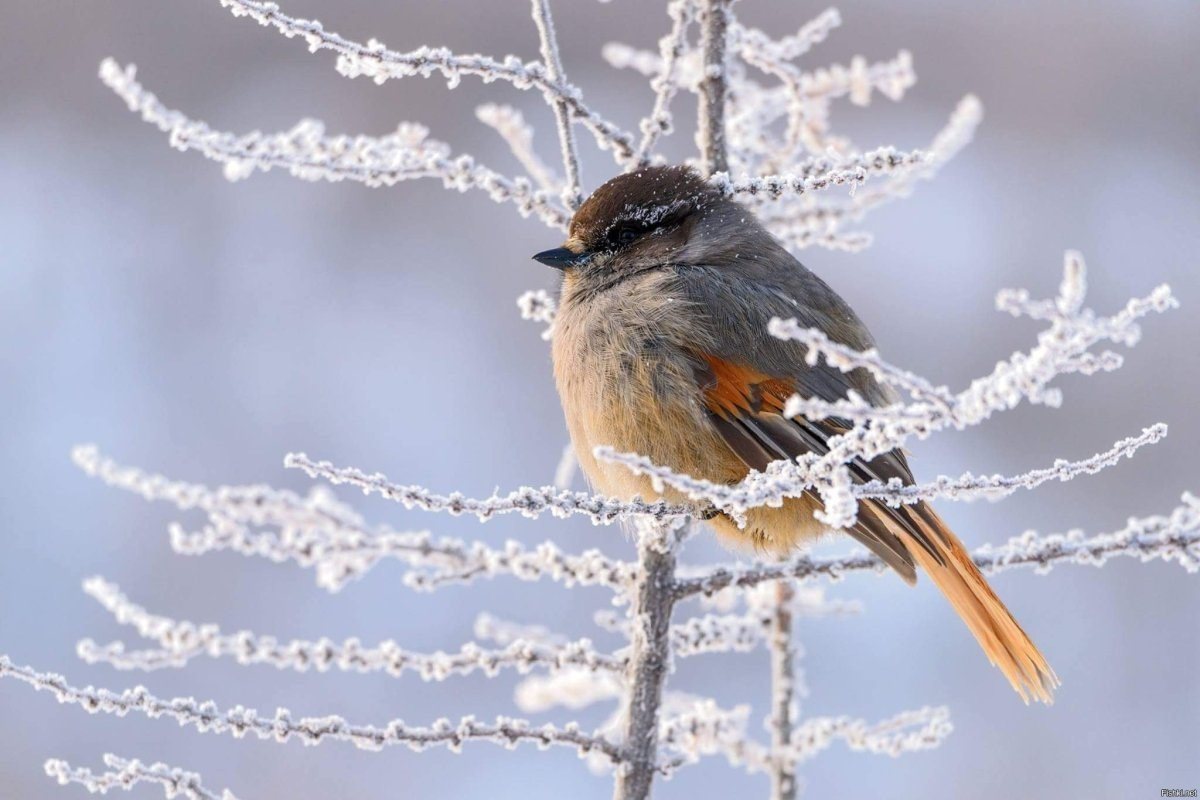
44, 754, 237, 800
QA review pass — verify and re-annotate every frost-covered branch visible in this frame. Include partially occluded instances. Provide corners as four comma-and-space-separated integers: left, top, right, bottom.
712, 146, 928, 201
614, 520, 681, 799
677, 492, 1200, 598
529, 0, 582, 207
697, 0, 733, 175
657, 700, 950, 776
99, 60, 570, 230
476, 104, 561, 195
74, 445, 649, 592
854, 424, 1166, 506
516, 288, 558, 340
0, 657, 624, 762
634, 0, 696, 164
283, 452, 691, 524
735, 8, 842, 65
77, 578, 623, 677
767, 581, 800, 800
213, 0, 636, 160
44, 754, 236, 800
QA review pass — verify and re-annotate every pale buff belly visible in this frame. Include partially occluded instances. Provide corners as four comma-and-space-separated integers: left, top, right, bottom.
553, 302, 826, 556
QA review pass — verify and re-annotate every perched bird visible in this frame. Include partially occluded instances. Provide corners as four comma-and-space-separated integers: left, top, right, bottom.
535, 165, 1057, 704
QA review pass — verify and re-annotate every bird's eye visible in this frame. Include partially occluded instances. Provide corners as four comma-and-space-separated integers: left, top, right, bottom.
610, 223, 643, 248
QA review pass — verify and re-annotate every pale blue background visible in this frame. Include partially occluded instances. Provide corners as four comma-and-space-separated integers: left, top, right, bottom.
1, 1, 1197, 797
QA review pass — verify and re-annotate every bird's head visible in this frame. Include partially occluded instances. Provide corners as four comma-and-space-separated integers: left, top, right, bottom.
532, 165, 752, 290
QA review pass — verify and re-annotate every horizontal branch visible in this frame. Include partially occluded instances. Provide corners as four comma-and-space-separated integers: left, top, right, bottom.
72, 445, 477, 590
0, 656, 623, 761
670, 612, 764, 657
75, 447, 644, 592
99, 60, 569, 230
284, 452, 692, 524
712, 146, 926, 201
854, 424, 1166, 506
45, 754, 236, 800
733, 8, 842, 64
659, 699, 951, 777
78, 578, 623, 677
609, 424, 1166, 513
213, 0, 636, 160
676, 492, 1200, 598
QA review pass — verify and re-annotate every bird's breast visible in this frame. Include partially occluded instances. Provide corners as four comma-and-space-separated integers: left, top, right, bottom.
551, 272, 744, 501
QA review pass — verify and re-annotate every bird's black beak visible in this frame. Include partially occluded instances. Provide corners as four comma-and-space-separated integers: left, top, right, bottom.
532, 247, 585, 270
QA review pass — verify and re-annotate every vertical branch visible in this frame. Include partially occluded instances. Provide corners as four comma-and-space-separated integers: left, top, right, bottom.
768, 580, 799, 800
633, 0, 696, 165
697, 0, 733, 175
613, 520, 680, 800
530, 0, 584, 209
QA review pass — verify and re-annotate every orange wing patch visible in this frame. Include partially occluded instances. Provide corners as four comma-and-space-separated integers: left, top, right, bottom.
698, 353, 795, 420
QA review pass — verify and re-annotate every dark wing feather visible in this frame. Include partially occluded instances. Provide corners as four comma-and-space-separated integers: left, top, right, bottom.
674, 265, 1057, 703
690, 350, 925, 584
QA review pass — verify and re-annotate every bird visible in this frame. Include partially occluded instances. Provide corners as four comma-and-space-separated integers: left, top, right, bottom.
533, 165, 1058, 704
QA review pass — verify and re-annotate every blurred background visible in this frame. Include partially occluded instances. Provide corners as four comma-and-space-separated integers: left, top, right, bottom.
1, 0, 1197, 797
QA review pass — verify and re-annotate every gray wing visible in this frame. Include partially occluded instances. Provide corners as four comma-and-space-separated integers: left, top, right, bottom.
673, 261, 948, 583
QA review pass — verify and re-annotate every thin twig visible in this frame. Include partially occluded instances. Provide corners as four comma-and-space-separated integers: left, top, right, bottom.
530, 0, 583, 208
0, 657, 625, 762
634, 0, 697, 165
675, 492, 1200, 598
212, 0, 636, 161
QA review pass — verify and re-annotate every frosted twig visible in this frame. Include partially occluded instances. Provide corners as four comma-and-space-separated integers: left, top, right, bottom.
781, 706, 952, 763
739, 43, 914, 165
750, 96, 980, 251
658, 700, 949, 776
602, 42, 671, 79
669, 612, 764, 657
99, 60, 569, 230
634, 0, 697, 164
475, 104, 561, 194
529, 0, 583, 207
284, 452, 693, 524
44, 754, 236, 800
658, 699, 753, 770
78, 578, 623, 677
697, 0, 733, 175
398, 539, 638, 593
0, 656, 624, 762
554, 443, 579, 489
676, 492, 1200, 598
734, 9, 841, 64
474, 613, 565, 648
516, 288, 558, 340
713, 146, 928, 201
72, 445, 477, 592
212, 0, 636, 161
854, 424, 1167, 506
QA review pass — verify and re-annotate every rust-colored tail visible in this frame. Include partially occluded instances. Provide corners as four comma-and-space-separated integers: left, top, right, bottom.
899, 503, 1058, 704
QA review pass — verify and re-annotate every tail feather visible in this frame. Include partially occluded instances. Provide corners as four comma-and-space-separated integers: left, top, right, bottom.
893, 502, 1059, 704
